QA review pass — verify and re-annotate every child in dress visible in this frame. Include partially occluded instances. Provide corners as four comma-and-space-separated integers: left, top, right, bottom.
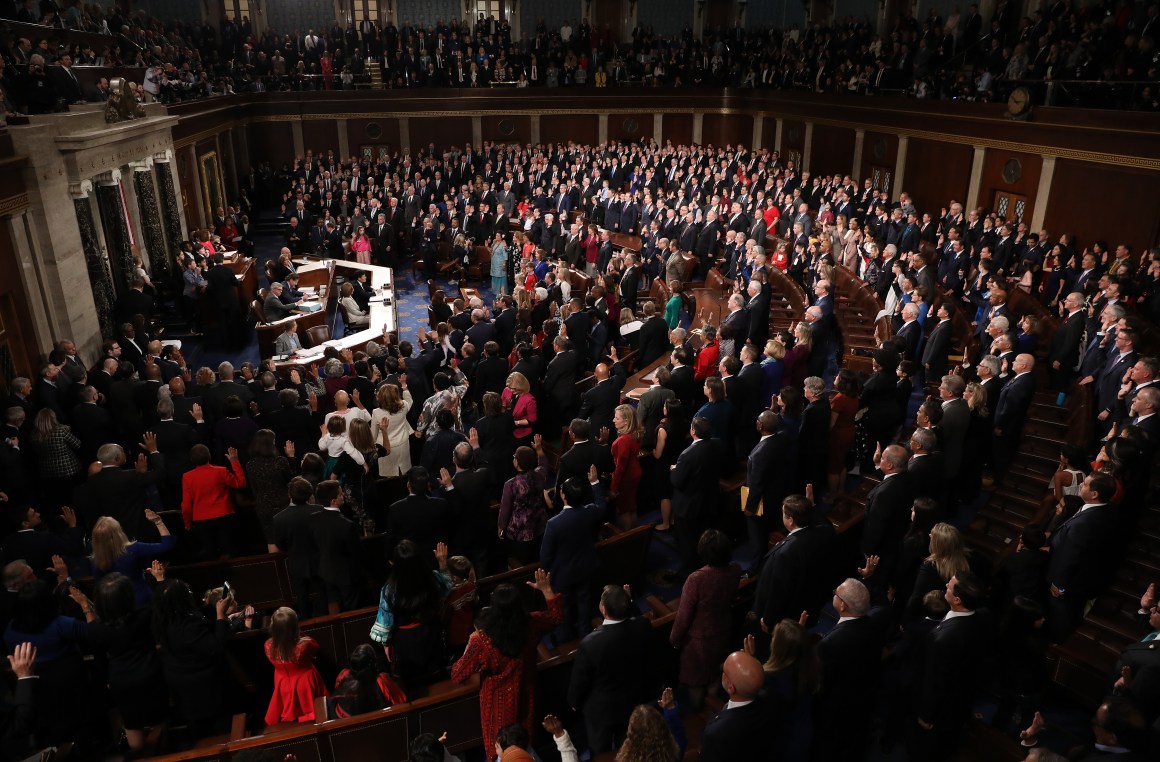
264, 606, 328, 725
442, 552, 477, 660
327, 644, 408, 719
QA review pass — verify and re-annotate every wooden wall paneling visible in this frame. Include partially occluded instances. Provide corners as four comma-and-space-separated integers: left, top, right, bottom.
779, 120, 807, 166
539, 114, 598, 146
302, 120, 340, 155
1045, 160, 1160, 255
246, 122, 294, 168
607, 112, 655, 143
701, 113, 751, 148
0, 220, 39, 384
408, 116, 473, 153
975, 149, 1043, 221
664, 113, 694, 146
346, 119, 401, 159
903, 138, 971, 216
480, 114, 531, 144
176, 147, 199, 231
810, 124, 855, 179
859, 131, 898, 183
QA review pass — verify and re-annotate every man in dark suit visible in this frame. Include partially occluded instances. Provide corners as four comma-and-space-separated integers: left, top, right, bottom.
469, 341, 509, 407
862, 445, 916, 588
79, 436, 165, 541
556, 419, 614, 493
420, 410, 468, 477
619, 255, 641, 315
439, 444, 496, 574
923, 302, 955, 380
815, 578, 886, 761
492, 296, 518, 355
667, 347, 697, 412
259, 388, 315, 458
636, 302, 669, 367
1125, 388, 1160, 460
1046, 473, 1118, 641
542, 471, 607, 639
744, 279, 771, 350
567, 585, 654, 754
310, 480, 365, 613
1, 505, 84, 574
116, 277, 155, 324
938, 375, 971, 484
204, 254, 242, 349
70, 386, 114, 464
273, 477, 323, 617
1049, 292, 1087, 391
670, 417, 721, 573
751, 492, 838, 634
563, 299, 590, 361
743, 411, 795, 573
796, 377, 831, 495
698, 651, 772, 762
896, 303, 923, 364
384, 467, 453, 556
153, 396, 203, 511
201, 363, 254, 420
993, 354, 1037, 481
1095, 331, 1138, 437
907, 428, 945, 506
909, 571, 995, 760
577, 353, 626, 438
542, 336, 581, 433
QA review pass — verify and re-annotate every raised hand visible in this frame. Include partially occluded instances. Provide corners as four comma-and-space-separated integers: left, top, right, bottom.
47, 554, 68, 582
7, 642, 36, 679
227, 447, 239, 462
542, 715, 565, 738
435, 541, 449, 568
658, 687, 676, 711
1115, 665, 1134, 692
1141, 582, 1157, 612
141, 431, 159, 453
284, 441, 296, 458
192, 402, 204, 422
61, 505, 77, 528
588, 464, 599, 483
469, 428, 479, 448
742, 633, 757, 657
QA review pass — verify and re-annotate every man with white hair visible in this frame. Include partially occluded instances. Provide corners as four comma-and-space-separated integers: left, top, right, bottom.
896, 303, 922, 363
719, 293, 749, 358
993, 354, 1036, 481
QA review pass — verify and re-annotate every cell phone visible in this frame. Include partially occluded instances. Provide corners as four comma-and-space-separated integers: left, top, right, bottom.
222, 581, 234, 600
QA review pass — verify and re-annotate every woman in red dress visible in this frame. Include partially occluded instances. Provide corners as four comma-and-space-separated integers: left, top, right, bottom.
320, 52, 333, 90
451, 569, 563, 754
264, 607, 328, 725
827, 369, 862, 497
610, 403, 643, 531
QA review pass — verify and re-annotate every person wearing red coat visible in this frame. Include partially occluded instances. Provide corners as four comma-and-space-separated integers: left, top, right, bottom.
610, 404, 643, 531
451, 569, 563, 755
669, 529, 742, 710
181, 443, 246, 558
693, 328, 721, 381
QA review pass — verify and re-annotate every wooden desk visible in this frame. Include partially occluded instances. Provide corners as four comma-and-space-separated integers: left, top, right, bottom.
256, 261, 335, 360
199, 251, 255, 329
272, 260, 396, 368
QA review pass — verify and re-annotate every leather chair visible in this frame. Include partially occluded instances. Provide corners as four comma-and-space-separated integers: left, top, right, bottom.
250, 300, 266, 325
304, 324, 331, 348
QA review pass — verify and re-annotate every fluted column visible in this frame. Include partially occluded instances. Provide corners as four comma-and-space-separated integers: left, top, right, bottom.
131, 157, 171, 283
72, 180, 117, 338
94, 170, 135, 291
154, 150, 186, 259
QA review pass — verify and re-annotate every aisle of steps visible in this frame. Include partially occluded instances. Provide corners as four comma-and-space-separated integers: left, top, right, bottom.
366, 59, 384, 89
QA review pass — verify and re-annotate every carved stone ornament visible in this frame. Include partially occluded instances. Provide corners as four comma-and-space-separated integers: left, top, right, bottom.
104, 77, 146, 123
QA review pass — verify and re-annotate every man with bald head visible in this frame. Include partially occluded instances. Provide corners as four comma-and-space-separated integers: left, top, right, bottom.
577, 346, 626, 437
699, 651, 770, 761
993, 353, 1036, 481
815, 578, 887, 760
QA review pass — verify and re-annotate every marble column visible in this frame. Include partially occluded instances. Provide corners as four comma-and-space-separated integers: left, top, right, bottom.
95, 170, 135, 291
132, 158, 171, 282
155, 150, 187, 252
72, 180, 117, 338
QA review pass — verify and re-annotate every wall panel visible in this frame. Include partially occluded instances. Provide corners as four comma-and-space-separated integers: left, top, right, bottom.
346, 119, 402, 157
247, 122, 295, 167
858, 131, 898, 185
407, 117, 472, 153
636, 0, 692, 36
266, 0, 334, 35
608, 112, 656, 143
1045, 160, 1160, 254
810, 124, 855, 179
521, 0, 572, 32
903, 138, 971, 215
701, 113, 751, 148
540, 114, 598, 146
746, 0, 806, 28
975, 149, 1043, 220
396, 0, 461, 29
664, 113, 694, 146
302, 120, 339, 154
779, 119, 807, 164
481, 115, 531, 145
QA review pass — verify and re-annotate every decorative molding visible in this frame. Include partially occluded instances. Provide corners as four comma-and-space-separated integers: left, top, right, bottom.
129, 157, 155, 172
68, 180, 93, 199
94, 169, 122, 186
0, 193, 30, 217
153, 149, 174, 163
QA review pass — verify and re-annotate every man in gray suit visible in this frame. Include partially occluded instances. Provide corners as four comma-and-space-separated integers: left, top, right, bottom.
263, 282, 296, 321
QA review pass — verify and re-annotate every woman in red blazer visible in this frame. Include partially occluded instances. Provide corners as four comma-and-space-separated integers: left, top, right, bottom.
182, 444, 247, 559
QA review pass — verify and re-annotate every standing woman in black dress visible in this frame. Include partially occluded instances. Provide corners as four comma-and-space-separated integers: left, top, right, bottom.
83, 572, 170, 756
472, 391, 516, 493
650, 399, 690, 533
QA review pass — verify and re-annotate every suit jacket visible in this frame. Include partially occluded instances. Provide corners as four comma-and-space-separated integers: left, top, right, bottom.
70, 402, 114, 462
1049, 310, 1086, 371
994, 372, 1035, 433
939, 398, 970, 479
668, 365, 697, 411
541, 489, 606, 590
746, 291, 771, 348
922, 319, 953, 378
699, 699, 774, 762
543, 350, 580, 408
917, 612, 994, 731
153, 419, 202, 509
670, 438, 721, 520
908, 453, 945, 503
79, 458, 166, 541
745, 430, 793, 514
896, 319, 922, 362
567, 616, 654, 731
309, 508, 363, 587
636, 316, 669, 367
817, 616, 886, 718
753, 522, 836, 626
578, 363, 626, 436
272, 502, 322, 578
1048, 503, 1117, 600
385, 494, 453, 553
861, 473, 916, 569
1097, 351, 1136, 416
557, 439, 614, 490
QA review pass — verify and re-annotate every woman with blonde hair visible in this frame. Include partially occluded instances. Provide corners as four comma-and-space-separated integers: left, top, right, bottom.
960, 381, 991, 501
91, 511, 174, 605
264, 606, 328, 725
904, 522, 973, 620
610, 403, 644, 530
339, 281, 370, 328
759, 338, 787, 407
783, 324, 812, 390
502, 371, 537, 447
609, 688, 685, 762
370, 380, 414, 476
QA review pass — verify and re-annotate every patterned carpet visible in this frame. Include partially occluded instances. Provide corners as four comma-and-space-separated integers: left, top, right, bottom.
389, 268, 499, 339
